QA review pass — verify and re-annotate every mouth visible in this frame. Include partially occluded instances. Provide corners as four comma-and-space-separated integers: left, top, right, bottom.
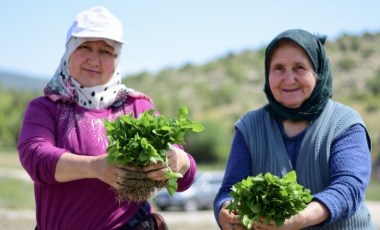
83, 68, 100, 75
282, 88, 299, 93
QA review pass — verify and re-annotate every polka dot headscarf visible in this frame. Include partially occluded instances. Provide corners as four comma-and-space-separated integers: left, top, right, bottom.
44, 37, 131, 109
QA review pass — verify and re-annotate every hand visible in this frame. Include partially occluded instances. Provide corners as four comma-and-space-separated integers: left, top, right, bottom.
142, 145, 190, 181
55, 152, 144, 189
92, 154, 146, 190
252, 216, 301, 230
252, 217, 278, 230
251, 200, 329, 230
116, 165, 148, 192
219, 203, 246, 230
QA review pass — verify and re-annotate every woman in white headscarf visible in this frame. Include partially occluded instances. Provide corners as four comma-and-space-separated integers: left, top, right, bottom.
18, 6, 196, 230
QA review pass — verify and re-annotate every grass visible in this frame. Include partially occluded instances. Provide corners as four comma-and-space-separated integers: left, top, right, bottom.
0, 149, 23, 168
367, 177, 380, 200
0, 150, 35, 210
0, 178, 34, 209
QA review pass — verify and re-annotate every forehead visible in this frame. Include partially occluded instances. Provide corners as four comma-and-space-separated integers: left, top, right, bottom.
80, 40, 114, 48
272, 40, 304, 54
269, 40, 311, 64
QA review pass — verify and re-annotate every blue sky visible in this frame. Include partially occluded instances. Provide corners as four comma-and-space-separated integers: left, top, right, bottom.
1, 1, 379, 80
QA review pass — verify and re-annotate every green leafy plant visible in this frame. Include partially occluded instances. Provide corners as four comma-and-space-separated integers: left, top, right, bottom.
226, 170, 313, 229
104, 106, 204, 201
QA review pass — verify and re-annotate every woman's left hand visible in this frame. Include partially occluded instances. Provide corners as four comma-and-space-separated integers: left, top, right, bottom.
142, 146, 190, 181
252, 216, 301, 230
252, 200, 329, 229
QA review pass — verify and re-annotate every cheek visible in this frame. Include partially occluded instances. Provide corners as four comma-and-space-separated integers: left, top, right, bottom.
67, 59, 76, 76
268, 76, 279, 92
103, 61, 116, 74
304, 77, 317, 93
67, 54, 84, 76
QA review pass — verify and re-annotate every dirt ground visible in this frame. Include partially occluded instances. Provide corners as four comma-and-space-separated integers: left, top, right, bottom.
1, 201, 380, 230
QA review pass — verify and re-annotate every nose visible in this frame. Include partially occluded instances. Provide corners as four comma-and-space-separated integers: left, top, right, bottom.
87, 53, 100, 66
283, 70, 296, 84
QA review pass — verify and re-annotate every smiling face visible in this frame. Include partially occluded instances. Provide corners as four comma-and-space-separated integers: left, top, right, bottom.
268, 41, 317, 109
68, 40, 116, 87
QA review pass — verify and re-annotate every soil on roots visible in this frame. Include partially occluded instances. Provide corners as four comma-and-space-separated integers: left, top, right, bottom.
116, 179, 167, 202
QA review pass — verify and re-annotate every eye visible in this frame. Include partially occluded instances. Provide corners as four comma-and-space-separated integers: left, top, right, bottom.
271, 64, 284, 72
293, 64, 307, 73
100, 48, 115, 56
300, 64, 306, 70
101, 50, 111, 55
77, 45, 91, 50
275, 66, 283, 71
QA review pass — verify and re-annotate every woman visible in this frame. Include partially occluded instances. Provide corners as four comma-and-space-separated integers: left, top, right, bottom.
18, 6, 196, 230
214, 29, 375, 229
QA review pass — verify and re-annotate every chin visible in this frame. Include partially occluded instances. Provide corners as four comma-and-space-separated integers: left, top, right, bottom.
283, 103, 302, 109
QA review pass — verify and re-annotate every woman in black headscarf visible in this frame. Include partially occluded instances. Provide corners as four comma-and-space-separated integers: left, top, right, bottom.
214, 29, 375, 229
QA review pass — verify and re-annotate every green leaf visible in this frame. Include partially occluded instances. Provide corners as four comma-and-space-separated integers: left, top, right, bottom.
177, 106, 188, 120
191, 122, 205, 132
242, 215, 254, 230
279, 189, 288, 199
104, 107, 204, 198
283, 170, 297, 183
251, 203, 261, 213
165, 171, 182, 195
226, 170, 313, 229
166, 180, 177, 195
275, 218, 285, 227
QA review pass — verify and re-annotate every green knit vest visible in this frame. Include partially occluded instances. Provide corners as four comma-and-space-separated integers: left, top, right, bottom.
235, 100, 375, 229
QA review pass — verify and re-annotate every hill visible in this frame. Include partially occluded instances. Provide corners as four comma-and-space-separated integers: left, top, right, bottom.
0, 32, 380, 169
0, 71, 47, 91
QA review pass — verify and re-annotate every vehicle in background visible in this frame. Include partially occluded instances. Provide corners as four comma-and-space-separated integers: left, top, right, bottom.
154, 171, 224, 212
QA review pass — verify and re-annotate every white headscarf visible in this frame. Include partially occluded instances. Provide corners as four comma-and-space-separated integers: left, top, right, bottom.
44, 37, 132, 109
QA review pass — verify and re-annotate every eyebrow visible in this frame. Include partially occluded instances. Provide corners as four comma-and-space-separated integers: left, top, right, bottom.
270, 62, 282, 68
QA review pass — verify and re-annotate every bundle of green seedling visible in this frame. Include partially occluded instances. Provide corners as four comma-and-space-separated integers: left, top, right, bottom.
104, 106, 204, 202
226, 170, 313, 229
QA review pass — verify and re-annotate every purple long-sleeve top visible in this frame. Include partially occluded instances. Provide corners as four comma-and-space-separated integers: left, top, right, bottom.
18, 96, 196, 230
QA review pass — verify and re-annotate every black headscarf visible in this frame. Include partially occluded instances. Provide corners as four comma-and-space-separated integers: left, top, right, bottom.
263, 29, 333, 122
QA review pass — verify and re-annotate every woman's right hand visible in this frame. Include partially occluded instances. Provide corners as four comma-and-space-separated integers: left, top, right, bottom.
55, 152, 146, 190
92, 154, 146, 190
219, 203, 246, 230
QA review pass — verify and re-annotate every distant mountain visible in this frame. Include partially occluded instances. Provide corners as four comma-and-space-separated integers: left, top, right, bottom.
0, 71, 48, 91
